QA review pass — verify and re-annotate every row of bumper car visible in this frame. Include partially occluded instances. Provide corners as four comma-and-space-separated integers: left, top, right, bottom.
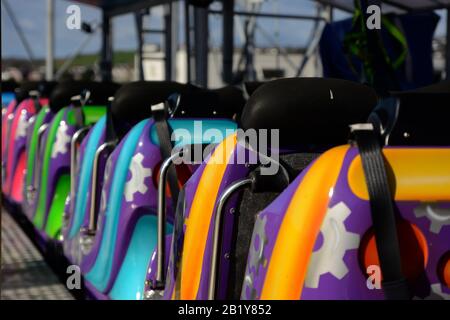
1, 77, 449, 300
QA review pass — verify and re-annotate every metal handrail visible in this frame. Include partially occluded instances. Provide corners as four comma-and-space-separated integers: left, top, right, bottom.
31, 123, 50, 192
87, 141, 116, 234
207, 178, 253, 300
70, 127, 90, 207
154, 149, 186, 287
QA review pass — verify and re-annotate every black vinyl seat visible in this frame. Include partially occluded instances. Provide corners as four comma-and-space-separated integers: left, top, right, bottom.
111, 81, 246, 123
49, 81, 120, 113
1, 80, 19, 93
207, 77, 379, 299
6, 80, 57, 108
240, 77, 379, 149
14, 81, 42, 104
371, 80, 450, 146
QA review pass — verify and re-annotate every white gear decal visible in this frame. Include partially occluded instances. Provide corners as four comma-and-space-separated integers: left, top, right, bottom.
52, 122, 71, 158
241, 214, 268, 300
124, 153, 152, 202
414, 203, 450, 234
15, 110, 29, 139
305, 201, 360, 288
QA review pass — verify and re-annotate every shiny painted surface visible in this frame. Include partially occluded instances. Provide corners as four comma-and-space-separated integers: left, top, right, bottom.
85, 120, 148, 292
68, 117, 106, 238
242, 147, 450, 300
81, 118, 237, 298
179, 133, 238, 299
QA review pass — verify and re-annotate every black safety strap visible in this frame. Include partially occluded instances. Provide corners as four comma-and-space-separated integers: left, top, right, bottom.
71, 95, 86, 128
105, 97, 119, 144
351, 123, 410, 300
151, 102, 180, 206
29, 91, 42, 113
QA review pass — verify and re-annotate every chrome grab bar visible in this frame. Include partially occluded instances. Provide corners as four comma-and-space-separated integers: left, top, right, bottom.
30, 123, 50, 193
2, 114, 15, 182
87, 141, 116, 235
207, 178, 253, 300
69, 127, 90, 210
154, 149, 187, 288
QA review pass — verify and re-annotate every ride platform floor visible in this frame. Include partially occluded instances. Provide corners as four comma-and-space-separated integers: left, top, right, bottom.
1, 209, 74, 300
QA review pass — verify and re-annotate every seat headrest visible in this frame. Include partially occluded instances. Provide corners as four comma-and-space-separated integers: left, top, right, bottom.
382, 80, 450, 146
392, 80, 450, 97
111, 81, 192, 122
173, 85, 245, 118
1, 80, 18, 93
49, 81, 120, 113
243, 82, 265, 98
36, 81, 58, 98
240, 78, 378, 148
15, 81, 41, 103
111, 81, 245, 122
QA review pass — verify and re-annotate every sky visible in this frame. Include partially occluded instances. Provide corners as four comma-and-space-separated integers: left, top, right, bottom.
1, 0, 447, 59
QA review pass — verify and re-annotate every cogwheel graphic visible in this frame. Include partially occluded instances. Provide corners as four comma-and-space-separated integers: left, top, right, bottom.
414, 203, 450, 234
15, 110, 29, 139
241, 214, 268, 299
305, 202, 360, 289
124, 153, 152, 202
52, 122, 71, 158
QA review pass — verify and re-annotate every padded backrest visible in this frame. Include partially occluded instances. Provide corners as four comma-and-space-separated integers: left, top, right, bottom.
111, 81, 192, 122
240, 78, 378, 149
49, 81, 120, 113
229, 152, 320, 299
111, 81, 246, 123
36, 81, 58, 99
173, 85, 246, 118
389, 80, 450, 146
1, 80, 18, 93
243, 82, 265, 98
15, 81, 41, 103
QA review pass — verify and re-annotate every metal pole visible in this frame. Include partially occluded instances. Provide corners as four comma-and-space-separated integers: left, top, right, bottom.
171, 1, 179, 81
184, 0, 192, 83
100, 11, 113, 82
46, 0, 54, 80
134, 11, 145, 81
164, 3, 172, 81
222, 0, 234, 84
193, 6, 209, 87
446, 8, 450, 80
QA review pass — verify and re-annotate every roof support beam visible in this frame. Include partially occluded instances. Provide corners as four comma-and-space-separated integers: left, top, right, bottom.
446, 8, 450, 80
222, 0, 234, 84
193, 5, 208, 87
100, 11, 113, 82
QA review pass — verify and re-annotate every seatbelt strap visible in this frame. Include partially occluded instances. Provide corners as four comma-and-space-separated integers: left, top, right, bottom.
29, 90, 42, 113
351, 123, 411, 300
105, 97, 119, 144
70, 95, 86, 128
151, 102, 180, 206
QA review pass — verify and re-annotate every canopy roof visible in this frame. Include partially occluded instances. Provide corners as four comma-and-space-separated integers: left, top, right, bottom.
73, 0, 450, 16
73, 0, 170, 16
316, 0, 450, 12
